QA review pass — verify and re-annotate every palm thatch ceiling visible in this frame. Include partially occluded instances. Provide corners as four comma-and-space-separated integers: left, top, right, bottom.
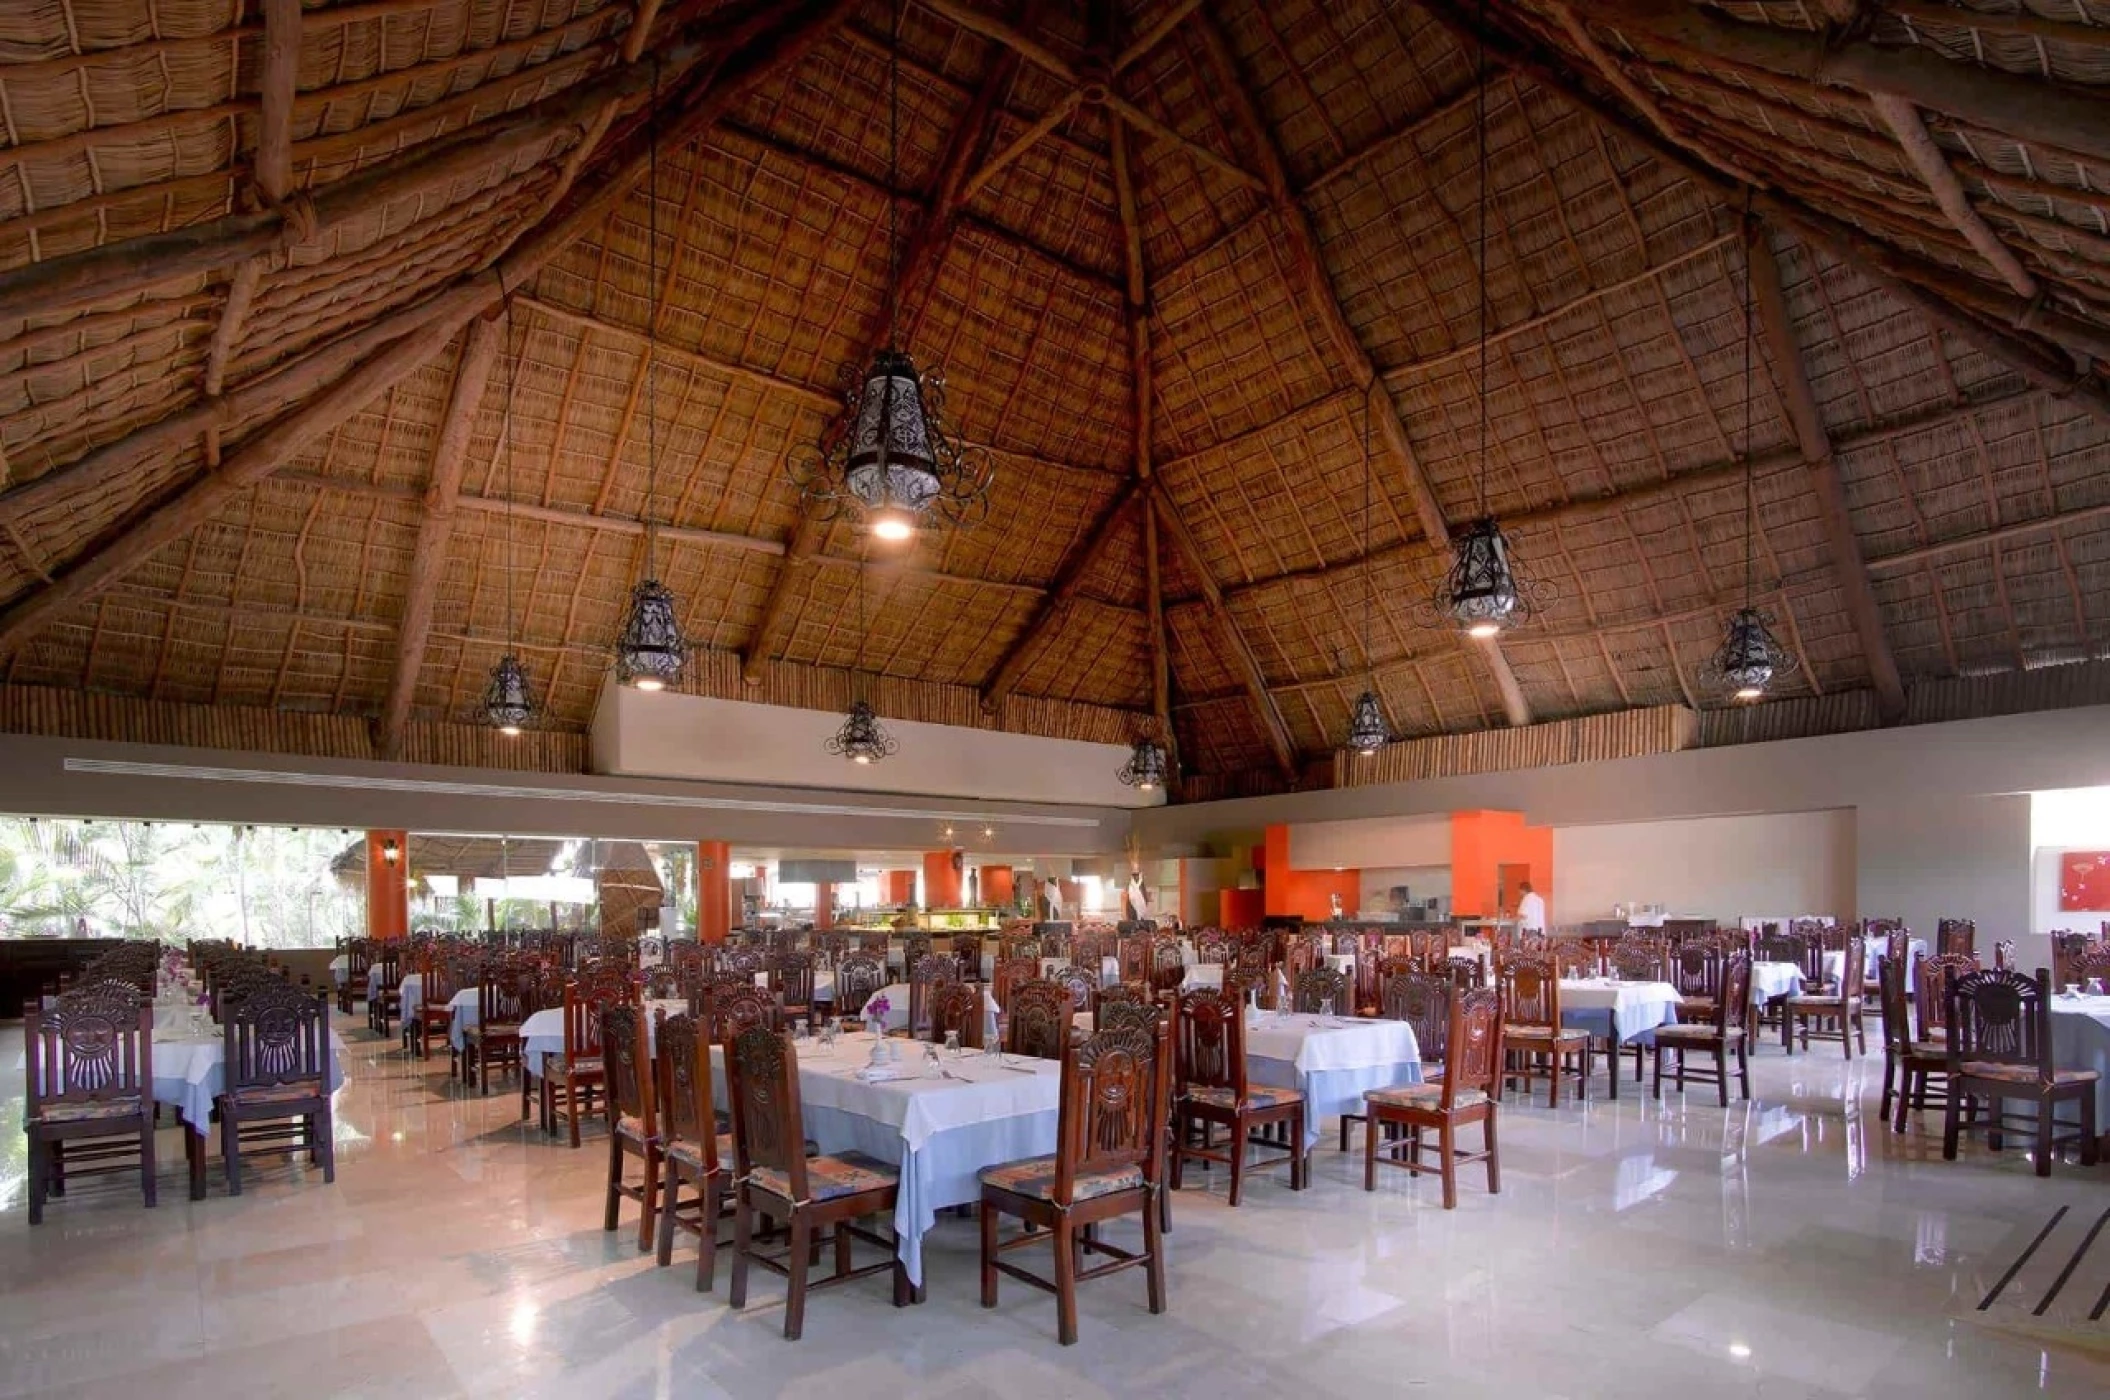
0, 0, 2105, 796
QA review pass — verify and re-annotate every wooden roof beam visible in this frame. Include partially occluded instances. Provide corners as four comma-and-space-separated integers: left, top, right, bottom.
1867, 92, 2038, 299
744, 2, 1042, 685
1192, 8, 1530, 728
1746, 221, 1908, 724
919, 0, 1076, 83
1148, 481, 1298, 780
955, 90, 1083, 207
256, 0, 302, 205
376, 319, 502, 759
978, 479, 1142, 706
1115, 0, 1204, 72
1591, 0, 2110, 168
1543, 2, 1763, 185
0, 0, 861, 659
1414, 1, 2110, 423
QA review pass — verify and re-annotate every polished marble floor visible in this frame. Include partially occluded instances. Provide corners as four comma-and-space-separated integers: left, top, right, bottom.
3, 1016, 2107, 1400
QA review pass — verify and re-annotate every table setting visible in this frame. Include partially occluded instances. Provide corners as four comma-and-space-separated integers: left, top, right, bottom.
2048, 985, 2110, 1132
1239, 1007, 1421, 1146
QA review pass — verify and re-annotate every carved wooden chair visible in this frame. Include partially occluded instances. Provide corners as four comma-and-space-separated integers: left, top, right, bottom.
1439, 955, 1486, 991
23, 984, 155, 1225
653, 1010, 731, 1291
337, 938, 371, 1015
1289, 965, 1349, 1016
366, 944, 402, 1037
1651, 954, 1753, 1105
1339, 971, 1449, 1151
1361, 986, 1504, 1208
1146, 935, 1186, 998
539, 973, 632, 1146
1170, 989, 1306, 1206
992, 956, 1039, 1012
1050, 963, 1099, 1016
907, 953, 960, 1039
951, 932, 984, 983
1936, 918, 1976, 960
219, 981, 334, 1195
642, 965, 686, 1001
1992, 939, 2017, 972
1942, 969, 2099, 1177
770, 951, 818, 1026
1497, 955, 1591, 1106
704, 983, 781, 1046
408, 955, 462, 1063
1876, 953, 1949, 1134
1784, 935, 1867, 1056
833, 953, 886, 1019
600, 1003, 661, 1252
463, 960, 536, 1093
930, 982, 986, 1050
1002, 980, 1074, 1060
725, 1027, 909, 1338
979, 1019, 1171, 1345
1914, 951, 1979, 1047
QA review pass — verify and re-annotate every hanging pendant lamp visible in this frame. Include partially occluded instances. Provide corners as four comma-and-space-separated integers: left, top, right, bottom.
1117, 736, 1168, 792
829, 546, 896, 763
613, 57, 688, 691
1343, 381, 1391, 756
791, 0, 991, 542
1421, 5, 1549, 639
1704, 217, 1797, 703
482, 293, 538, 735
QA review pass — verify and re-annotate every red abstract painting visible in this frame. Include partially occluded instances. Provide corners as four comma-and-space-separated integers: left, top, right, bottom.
2058, 852, 2110, 911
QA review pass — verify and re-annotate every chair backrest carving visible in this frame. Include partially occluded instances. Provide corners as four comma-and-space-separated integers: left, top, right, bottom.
1914, 951, 1980, 1044
1290, 965, 1348, 1015
1049, 1021, 1170, 1206
930, 982, 985, 1049
1440, 986, 1504, 1109
655, 1010, 718, 1175
601, 1003, 655, 1135
1935, 918, 1975, 959
726, 1027, 804, 1191
1172, 988, 1246, 1099
705, 983, 780, 1044
1003, 980, 1073, 1059
224, 981, 327, 1092
1497, 954, 1560, 1028
1380, 971, 1451, 1065
1945, 968, 2052, 1081
834, 954, 886, 1017
26, 984, 150, 1113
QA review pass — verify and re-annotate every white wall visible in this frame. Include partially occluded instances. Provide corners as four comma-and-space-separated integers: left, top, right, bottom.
1552, 811, 1856, 926
1861, 793, 2033, 966
1360, 866, 1451, 914
594, 680, 1160, 809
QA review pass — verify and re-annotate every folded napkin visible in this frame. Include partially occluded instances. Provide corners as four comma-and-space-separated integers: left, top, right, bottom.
854, 1066, 905, 1083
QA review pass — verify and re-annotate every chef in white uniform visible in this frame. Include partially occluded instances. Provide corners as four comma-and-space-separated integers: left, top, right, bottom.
1515, 881, 1547, 933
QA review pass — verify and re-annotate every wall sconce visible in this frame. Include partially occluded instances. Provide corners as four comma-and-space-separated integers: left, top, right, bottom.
381, 838, 400, 867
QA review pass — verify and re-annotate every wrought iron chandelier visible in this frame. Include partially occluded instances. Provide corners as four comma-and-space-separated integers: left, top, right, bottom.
790, 0, 991, 542
1343, 381, 1391, 756
827, 698, 898, 765
482, 293, 538, 735
828, 547, 896, 764
1704, 218, 1797, 702
1421, 7, 1549, 639
613, 60, 687, 691
1117, 736, 1168, 792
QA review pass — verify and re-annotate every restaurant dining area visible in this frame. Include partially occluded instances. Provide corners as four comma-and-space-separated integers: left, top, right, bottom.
3, 0, 2110, 1396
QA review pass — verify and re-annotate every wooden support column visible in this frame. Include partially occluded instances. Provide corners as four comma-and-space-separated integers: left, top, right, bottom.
697, 841, 732, 944
744, 3, 1041, 684
377, 317, 503, 759
1192, 10, 1531, 727
1745, 222, 1908, 723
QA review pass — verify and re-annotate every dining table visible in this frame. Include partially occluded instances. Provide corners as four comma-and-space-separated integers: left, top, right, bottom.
709, 1032, 1060, 1291
868, 983, 1001, 1043
1241, 1010, 1422, 1147
1747, 960, 1805, 1004
150, 1026, 349, 1198
1823, 939, 1926, 985
1560, 978, 1684, 1094
2048, 993, 2110, 1142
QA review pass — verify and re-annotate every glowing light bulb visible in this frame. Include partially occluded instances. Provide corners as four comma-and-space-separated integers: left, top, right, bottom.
1466, 621, 1501, 639
871, 513, 914, 542
633, 677, 665, 692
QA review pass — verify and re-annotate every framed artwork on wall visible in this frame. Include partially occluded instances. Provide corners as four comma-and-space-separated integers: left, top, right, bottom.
2057, 851, 2110, 911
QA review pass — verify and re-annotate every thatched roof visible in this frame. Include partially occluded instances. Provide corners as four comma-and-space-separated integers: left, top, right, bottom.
0, 1, 2104, 797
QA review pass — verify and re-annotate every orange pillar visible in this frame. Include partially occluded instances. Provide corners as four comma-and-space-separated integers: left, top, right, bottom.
881, 870, 916, 905
982, 866, 1015, 908
814, 881, 835, 930
365, 830, 409, 940
923, 850, 963, 907
698, 841, 732, 944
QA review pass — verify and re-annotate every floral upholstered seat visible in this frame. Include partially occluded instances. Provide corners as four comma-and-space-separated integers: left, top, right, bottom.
665, 1132, 734, 1169
35, 1097, 145, 1124
1185, 1083, 1302, 1111
747, 1151, 898, 1203
544, 1054, 603, 1076
1506, 1022, 1586, 1043
1959, 1061, 2099, 1086
1365, 1082, 1487, 1111
978, 1153, 1144, 1203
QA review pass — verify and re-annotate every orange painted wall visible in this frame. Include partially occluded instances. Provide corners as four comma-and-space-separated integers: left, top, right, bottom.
923, 850, 963, 906
1448, 810, 1553, 917
981, 866, 1015, 907
697, 841, 732, 943
1262, 824, 1360, 922
813, 881, 834, 930
365, 830, 409, 940
1219, 888, 1265, 929
880, 870, 916, 905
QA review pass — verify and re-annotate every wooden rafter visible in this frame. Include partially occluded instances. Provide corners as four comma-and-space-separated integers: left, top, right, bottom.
376, 318, 502, 758
1414, 1, 2110, 424
977, 480, 1142, 706
742, 1, 1042, 685
1867, 93, 2038, 299
0, 0, 862, 659
1745, 221, 1908, 723
1544, 1, 1762, 185
1148, 481, 1298, 779
256, 0, 303, 205
919, 0, 1076, 83
956, 90, 1083, 207
1191, 9, 1531, 728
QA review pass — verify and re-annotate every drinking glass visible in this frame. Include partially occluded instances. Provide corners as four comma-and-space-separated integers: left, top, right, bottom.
1319, 996, 1335, 1021
922, 1044, 942, 1078
943, 1029, 961, 1057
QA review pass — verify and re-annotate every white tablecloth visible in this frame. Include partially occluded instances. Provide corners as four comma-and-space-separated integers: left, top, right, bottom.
519, 999, 685, 1080
711, 1033, 1060, 1287
149, 1031, 349, 1131
1824, 939, 1927, 984
1560, 979, 1684, 1041
1749, 961, 1804, 1003
2048, 996, 2110, 1130
328, 954, 349, 987
1242, 1011, 1421, 1146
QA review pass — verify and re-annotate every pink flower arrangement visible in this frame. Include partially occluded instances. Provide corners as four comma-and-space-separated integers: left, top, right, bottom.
863, 993, 890, 1023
